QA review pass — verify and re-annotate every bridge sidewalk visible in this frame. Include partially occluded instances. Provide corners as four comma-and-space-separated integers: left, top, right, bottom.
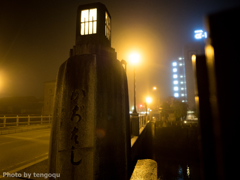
0, 124, 51, 135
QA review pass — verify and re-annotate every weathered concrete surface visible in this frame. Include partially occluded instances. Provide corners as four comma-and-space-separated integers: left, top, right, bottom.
48, 54, 130, 180
130, 159, 157, 180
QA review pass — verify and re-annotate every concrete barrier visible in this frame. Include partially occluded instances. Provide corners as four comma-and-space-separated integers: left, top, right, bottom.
130, 159, 157, 180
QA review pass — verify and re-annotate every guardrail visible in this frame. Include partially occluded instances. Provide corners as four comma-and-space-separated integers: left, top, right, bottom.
0, 115, 52, 127
130, 115, 147, 136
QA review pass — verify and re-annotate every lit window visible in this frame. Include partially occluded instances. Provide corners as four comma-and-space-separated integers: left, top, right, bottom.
174, 87, 179, 91
179, 57, 182, 60
173, 74, 178, 78
173, 68, 177, 72
174, 93, 179, 97
181, 88, 184, 90
182, 100, 185, 102
172, 62, 177, 66
173, 80, 178, 85
81, 8, 97, 35
181, 81, 183, 84
180, 75, 183, 78
179, 63, 182, 66
181, 94, 184, 96
105, 12, 111, 39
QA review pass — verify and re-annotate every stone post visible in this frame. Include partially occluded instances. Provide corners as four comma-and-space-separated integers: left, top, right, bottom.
3, 116, 6, 128
16, 115, 19, 126
49, 3, 131, 180
41, 115, 43, 124
28, 115, 30, 125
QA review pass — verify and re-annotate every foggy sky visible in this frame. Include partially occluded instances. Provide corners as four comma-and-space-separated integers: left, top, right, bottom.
0, 0, 240, 105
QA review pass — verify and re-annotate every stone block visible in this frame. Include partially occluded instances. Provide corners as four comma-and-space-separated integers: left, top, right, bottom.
130, 159, 157, 180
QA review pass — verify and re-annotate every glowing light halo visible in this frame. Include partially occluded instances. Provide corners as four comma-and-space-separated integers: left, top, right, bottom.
129, 52, 140, 64
146, 97, 152, 104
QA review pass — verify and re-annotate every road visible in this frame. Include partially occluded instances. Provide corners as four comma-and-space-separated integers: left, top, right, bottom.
0, 129, 50, 178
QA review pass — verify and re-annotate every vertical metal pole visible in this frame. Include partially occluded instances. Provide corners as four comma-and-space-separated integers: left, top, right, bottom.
145, 102, 148, 120
133, 66, 137, 114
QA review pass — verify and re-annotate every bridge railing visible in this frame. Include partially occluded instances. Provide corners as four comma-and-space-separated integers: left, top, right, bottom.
130, 114, 147, 136
0, 115, 52, 128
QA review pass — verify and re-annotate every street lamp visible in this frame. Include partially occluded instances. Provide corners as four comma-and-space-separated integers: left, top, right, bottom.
152, 86, 160, 109
145, 97, 152, 119
130, 53, 140, 116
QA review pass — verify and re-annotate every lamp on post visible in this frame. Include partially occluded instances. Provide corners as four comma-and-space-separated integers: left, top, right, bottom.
145, 102, 148, 116
152, 86, 160, 109
146, 97, 152, 120
130, 53, 140, 116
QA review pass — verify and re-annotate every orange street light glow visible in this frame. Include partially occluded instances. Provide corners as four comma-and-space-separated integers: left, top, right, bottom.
146, 97, 152, 104
129, 53, 140, 64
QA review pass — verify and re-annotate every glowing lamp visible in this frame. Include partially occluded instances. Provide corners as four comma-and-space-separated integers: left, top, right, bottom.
76, 3, 112, 48
129, 53, 140, 64
146, 97, 152, 104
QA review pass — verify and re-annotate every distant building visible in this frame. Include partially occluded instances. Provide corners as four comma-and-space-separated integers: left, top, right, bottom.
43, 80, 56, 115
171, 41, 204, 109
172, 57, 187, 103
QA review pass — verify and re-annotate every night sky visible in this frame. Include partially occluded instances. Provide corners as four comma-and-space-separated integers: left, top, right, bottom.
1, 0, 240, 105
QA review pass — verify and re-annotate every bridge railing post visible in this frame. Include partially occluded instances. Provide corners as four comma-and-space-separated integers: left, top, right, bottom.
28, 115, 30, 125
16, 115, 19, 126
3, 116, 6, 128
139, 116, 142, 129
41, 115, 43, 124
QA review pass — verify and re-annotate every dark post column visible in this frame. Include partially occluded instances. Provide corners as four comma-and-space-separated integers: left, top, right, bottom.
193, 6, 240, 180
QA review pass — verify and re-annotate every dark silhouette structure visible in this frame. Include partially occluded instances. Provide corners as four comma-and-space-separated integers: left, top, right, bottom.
193, 6, 240, 180
49, 3, 130, 180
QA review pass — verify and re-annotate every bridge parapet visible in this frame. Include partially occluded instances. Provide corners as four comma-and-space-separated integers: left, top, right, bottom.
130, 115, 147, 136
